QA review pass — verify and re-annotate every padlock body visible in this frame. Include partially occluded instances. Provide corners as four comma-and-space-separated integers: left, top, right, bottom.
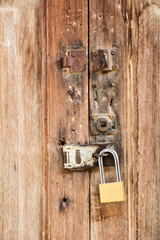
99, 182, 125, 203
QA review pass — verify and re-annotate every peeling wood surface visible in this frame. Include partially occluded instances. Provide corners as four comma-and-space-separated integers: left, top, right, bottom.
42, 0, 89, 239
0, 1, 42, 239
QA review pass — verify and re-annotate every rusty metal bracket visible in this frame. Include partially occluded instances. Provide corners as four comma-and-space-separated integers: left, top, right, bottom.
62, 49, 86, 73
90, 114, 116, 136
92, 48, 119, 72
62, 143, 118, 170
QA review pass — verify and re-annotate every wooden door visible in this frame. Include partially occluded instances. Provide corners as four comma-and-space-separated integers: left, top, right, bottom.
42, 0, 160, 240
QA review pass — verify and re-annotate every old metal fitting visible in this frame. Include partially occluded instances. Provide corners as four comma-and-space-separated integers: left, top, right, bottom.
62, 143, 118, 169
92, 48, 119, 72
96, 116, 111, 133
62, 49, 86, 73
90, 114, 116, 135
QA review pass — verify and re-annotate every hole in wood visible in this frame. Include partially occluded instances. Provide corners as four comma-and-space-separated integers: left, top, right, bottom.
58, 138, 66, 146
62, 197, 67, 203
110, 99, 114, 106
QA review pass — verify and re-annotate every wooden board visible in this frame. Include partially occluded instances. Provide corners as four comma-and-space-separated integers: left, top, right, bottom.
41, 0, 89, 239
89, 0, 130, 239
129, 1, 160, 239
0, 1, 42, 239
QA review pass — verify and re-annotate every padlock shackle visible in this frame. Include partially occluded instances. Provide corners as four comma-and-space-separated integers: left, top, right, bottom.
98, 148, 121, 184
100, 148, 121, 182
98, 156, 105, 184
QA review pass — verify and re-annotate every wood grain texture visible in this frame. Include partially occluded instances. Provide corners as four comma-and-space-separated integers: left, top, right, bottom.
42, 0, 160, 239
0, 1, 42, 239
42, 0, 89, 239
129, 1, 160, 239
89, 1, 131, 239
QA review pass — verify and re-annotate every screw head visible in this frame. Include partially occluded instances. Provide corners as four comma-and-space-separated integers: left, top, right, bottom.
73, 66, 78, 71
92, 82, 97, 88
112, 64, 118, 70
110, 83, 115, 87
71, 52, 76, 57
78, 58, 83, 63
111, 50, 117, 55
91, 115, 96, 120
93, 52, 98, 57
91, 129, 97, 135
110, 130, 116, 135
94, 65, 99, 71
69, 89, 73, 95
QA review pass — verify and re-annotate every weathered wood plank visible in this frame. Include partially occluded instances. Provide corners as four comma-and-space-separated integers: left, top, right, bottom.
0, 2, 42, 240
42, 0, 89, 239
129, 2, 160, 239
89, 0, 131, 239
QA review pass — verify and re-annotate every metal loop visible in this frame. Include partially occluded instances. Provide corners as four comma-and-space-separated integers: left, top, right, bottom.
98, 148, 121, 184
104, 52, 108, 67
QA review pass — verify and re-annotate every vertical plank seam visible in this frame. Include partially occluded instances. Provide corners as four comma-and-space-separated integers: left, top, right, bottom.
41, 0, 48, 239
88, 0, 91, 238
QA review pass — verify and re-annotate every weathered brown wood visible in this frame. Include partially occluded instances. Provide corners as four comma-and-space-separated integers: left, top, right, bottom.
89, 0, 131, 239
89, 0, 160, 239
42, 0, 89, 239
128, 1, 160, 239
0, 1, 42, 240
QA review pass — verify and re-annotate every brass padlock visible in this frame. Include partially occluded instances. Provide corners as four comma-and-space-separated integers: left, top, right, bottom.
98, 148, 125, 203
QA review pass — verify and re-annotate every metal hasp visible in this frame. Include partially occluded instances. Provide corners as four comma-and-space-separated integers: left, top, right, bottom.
92, 48, 119, 72
90, 114, 116, 135
62, 49, 86, 73
62, 143, 118, 170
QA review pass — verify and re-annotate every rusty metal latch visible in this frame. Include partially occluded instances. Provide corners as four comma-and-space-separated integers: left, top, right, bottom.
92, 48, 119, 72
90, 114, 116, 136
62, 49, 86, 73
62, 143, 118, 170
